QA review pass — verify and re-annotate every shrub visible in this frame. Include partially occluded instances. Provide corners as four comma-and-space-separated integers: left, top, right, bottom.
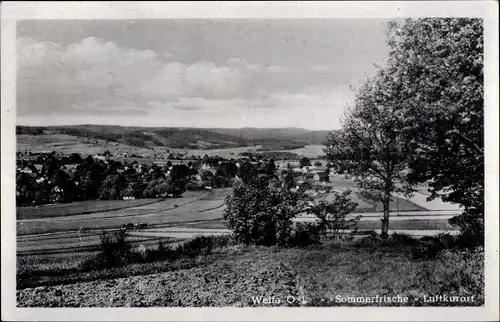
209, 235, 235, 248
414, 247, 484, 303
411, 233, 461, 260
176, 236, 214, 257
81, 229, 132, 270
224, 174, 358, 247
100, 229, 132, 266
223, 177, 293, 246
288, 222, 322, 247
352, 235, 383, 248
185, 182, 203, 191
310, 191, 359, 241
353, 233, 418, 249
145, 239, 176, 262
390, 232, 419, 246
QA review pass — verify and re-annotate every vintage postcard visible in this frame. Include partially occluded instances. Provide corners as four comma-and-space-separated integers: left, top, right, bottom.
1, 1, 498, 321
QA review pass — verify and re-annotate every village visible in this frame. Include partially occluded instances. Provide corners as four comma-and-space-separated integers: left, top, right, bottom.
16, 148, 340, 205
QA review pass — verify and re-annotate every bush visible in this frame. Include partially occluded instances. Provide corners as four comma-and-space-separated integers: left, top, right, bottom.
185, 182, 203, 191
223, 177, 293, 246
224, 175, 358, 247
414, 246, 484, 304
367, 230, 379, 238
81, 229, 133, 270
390, 232, 419, 246
310, 191, 359, 241
176, 236, 214, 257
411, 233, 460, 260
145, 239, 176, 262
353, 233, 418, 249
209, 235, 235, 248
288, 223, 322, 247
80, 234, 228, 273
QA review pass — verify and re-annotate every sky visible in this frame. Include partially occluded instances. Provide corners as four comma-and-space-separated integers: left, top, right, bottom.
16, 19, 390, 130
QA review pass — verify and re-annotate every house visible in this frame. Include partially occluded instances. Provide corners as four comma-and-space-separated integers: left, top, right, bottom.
305, 172, 315, 181
296, 179, 306, 186
19, 166, 32, 174
93, 155, 106, 162
257, 173, 270, 180
311, 166, 327, 173
278, 162, 289, 169
314, 171, 329, 182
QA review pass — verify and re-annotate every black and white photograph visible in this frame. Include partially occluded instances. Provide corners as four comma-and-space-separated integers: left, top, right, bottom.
1, 2, 498, 321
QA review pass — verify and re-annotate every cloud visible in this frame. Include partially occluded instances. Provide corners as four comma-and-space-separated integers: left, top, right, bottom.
17, 36, 354, 129
144, 86, 354, 129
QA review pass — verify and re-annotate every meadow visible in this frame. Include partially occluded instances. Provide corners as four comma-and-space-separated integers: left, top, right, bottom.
17, 199, 163, 220
180, 217, 453, 231
276, 144, 327, 158
16, 134, 154, 156
17, 189, 231, 236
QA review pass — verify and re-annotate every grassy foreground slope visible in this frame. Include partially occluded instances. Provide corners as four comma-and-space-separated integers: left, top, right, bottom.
17, 241, 483, 307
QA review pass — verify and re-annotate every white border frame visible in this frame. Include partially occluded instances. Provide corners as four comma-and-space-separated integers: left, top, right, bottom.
2, 2, 499, 321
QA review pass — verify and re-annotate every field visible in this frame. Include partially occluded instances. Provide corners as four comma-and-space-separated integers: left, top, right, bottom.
17, 173, 459, 253
16, 185, 433, 237
17, 199, 163, 220
162, 145, 263, 159
17, 189, 230, 236
17, 133, 263, 160
270, 144, 327, 158
16, 134, 154, 156
180, 217, 454, 232
17, 189, 231, 261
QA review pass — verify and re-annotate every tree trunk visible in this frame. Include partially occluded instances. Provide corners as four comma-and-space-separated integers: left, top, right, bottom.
381, 192, 391, 239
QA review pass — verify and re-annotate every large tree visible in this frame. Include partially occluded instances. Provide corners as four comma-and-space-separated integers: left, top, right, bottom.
385, 18, 484, 244
324, 68, 413, 239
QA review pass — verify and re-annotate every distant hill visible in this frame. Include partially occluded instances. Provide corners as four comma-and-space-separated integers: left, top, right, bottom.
16, 125, 336, 151
210, 127, 331, 147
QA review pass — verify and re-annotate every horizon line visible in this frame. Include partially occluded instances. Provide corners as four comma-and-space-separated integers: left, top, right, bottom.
15, 123, 340, 131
